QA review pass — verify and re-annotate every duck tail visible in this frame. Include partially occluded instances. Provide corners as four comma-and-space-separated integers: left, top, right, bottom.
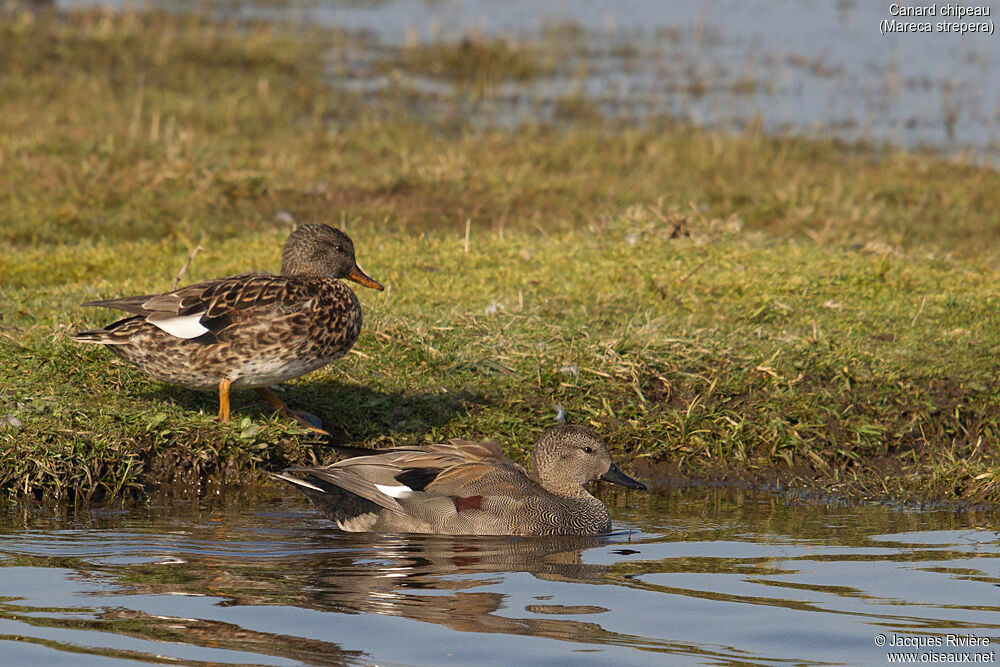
71, 315, 143, 345
71, 329, 128, 345
271, 469, 390, 525
269, 471, 326, 493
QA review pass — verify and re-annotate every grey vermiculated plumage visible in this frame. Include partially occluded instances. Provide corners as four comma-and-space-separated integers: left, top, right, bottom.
273, 424, 647, 536
71, 224, 383, 392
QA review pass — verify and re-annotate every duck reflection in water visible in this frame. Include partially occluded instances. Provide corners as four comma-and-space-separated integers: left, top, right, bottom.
85, 530, 655, 656
228, 533, 636, 645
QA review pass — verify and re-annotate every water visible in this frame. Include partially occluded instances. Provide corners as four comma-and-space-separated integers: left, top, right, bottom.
10, 2, 1000, 663
2, 489, 998, 665
58, 0, 1000, 159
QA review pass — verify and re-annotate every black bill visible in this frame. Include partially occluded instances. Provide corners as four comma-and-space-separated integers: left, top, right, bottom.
600, 462, 647, 490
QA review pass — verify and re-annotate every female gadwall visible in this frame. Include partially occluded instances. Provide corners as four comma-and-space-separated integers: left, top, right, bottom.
73, 224, 383, 430
274, 424, 647, 535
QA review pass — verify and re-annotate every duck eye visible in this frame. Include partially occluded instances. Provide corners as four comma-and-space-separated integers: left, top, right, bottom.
583, 446, 593, 454
334, 244, 344, 253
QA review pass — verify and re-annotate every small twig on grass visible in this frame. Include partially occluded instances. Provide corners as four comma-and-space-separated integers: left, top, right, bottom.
171, 245, 204, 291
464, 218, 471, 254
675, 260, 706, 286
0, 330, 36, 352
910, 295, 927, 327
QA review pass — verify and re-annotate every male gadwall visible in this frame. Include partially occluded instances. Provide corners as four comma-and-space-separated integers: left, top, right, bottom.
73, 224, 383, 431
274, 424, 647, 535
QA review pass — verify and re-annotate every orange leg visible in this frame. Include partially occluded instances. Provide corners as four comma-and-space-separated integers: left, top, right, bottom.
216, 378, 232, 422
255, 387, 329, 435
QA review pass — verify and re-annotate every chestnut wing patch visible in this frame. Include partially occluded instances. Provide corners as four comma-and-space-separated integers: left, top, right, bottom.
452, 495, 484, 512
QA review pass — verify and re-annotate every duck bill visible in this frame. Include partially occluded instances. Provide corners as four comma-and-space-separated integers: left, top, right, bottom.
347, 264, 384, 291
601, 462, 647, 490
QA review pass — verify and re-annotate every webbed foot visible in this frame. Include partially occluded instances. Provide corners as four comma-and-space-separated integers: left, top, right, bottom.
255, 387, 330, 435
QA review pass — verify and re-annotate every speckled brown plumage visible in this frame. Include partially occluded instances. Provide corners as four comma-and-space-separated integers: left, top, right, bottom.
274, 424, 648, 536
72, 224, 383, 421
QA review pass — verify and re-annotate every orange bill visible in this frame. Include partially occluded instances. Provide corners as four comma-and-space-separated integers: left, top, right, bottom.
347, 264, 385, 291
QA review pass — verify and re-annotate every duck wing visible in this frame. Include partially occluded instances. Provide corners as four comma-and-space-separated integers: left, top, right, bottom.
82, 273, 303, 340
279, 448, 468, 515
440, 438, 508, 461
425, 460, 534, 499
373, 440, 528, 494
279, 441, 526, 514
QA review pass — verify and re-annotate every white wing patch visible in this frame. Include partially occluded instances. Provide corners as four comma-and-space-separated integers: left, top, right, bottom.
146, 312, 210, 339
374, 483, 413, 499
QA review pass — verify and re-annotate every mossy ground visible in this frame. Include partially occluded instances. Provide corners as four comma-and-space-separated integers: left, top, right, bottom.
2, 9, 999, 504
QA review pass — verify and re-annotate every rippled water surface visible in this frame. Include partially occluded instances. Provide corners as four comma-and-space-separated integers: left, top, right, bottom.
1, 488, 997, 665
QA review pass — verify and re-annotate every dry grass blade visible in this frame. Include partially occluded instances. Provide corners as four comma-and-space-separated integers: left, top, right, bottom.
171, 245, 204, 291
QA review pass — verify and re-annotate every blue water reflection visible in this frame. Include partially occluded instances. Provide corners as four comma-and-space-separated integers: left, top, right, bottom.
0, 490, 997, 665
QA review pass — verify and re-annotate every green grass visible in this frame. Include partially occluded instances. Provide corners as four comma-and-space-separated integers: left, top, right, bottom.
2, 8, 999, 503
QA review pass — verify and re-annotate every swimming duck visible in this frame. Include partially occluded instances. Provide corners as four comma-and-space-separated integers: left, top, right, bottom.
274, 424, 647, 535
73, 224, 383, 431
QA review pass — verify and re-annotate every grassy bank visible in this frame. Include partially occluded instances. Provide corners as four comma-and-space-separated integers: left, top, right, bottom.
2, 9, 999, 503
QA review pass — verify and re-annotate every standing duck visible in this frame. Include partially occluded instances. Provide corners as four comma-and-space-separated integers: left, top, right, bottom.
273, 424, 647, 535
73, 224, 383, 431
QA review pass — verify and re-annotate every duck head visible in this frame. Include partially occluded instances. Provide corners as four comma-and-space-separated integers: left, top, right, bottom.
281, 224, 384, 290
531, 424, 647, 492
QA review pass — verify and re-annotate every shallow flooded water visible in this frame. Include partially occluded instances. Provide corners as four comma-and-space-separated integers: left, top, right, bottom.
1, 488, 997, 665
59, 0, 1000, 159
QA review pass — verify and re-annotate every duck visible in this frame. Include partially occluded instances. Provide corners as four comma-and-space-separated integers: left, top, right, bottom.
72, 224, 383, 432
273, 424, 647, 536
